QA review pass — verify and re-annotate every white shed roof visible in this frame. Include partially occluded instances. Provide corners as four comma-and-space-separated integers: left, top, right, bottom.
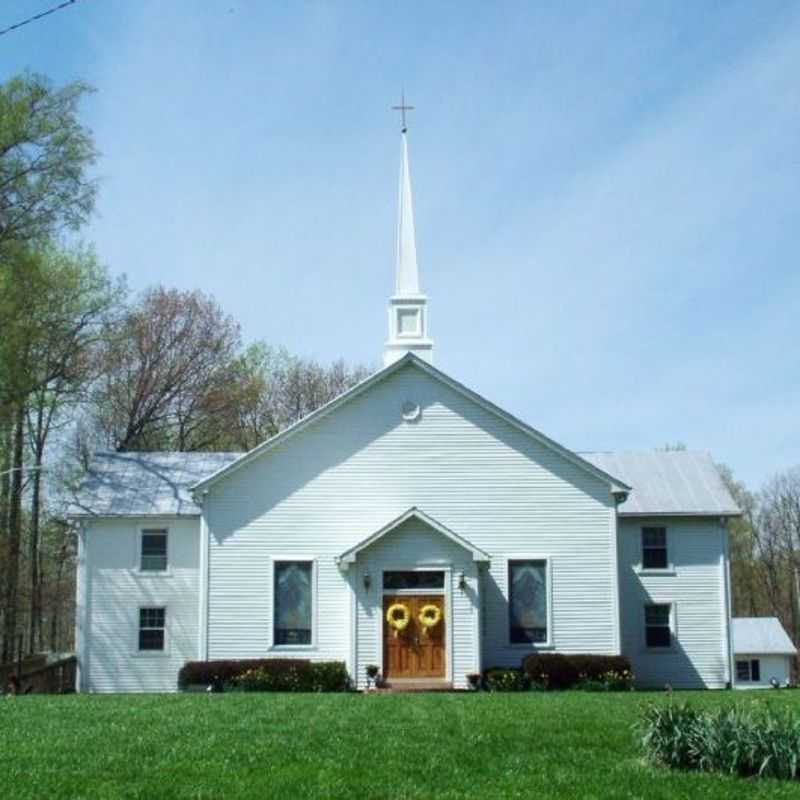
732, 617, 797, 656
69, 451, 242, 517
581, 450, 739, 517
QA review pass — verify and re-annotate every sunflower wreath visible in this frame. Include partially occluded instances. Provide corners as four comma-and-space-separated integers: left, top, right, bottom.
386, 603, 411, 637
418, 604, 442, 632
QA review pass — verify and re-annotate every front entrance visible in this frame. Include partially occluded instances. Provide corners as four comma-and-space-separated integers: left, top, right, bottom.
383, 595, 446, 679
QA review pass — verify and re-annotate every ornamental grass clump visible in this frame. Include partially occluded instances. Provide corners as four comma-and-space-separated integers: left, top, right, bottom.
638, 700, 800, 780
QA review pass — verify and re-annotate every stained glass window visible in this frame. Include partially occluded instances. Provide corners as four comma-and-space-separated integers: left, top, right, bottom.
274, 561, 312, 645
509, 560, 548, 644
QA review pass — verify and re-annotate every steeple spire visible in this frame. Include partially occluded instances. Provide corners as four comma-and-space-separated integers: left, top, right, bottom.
384, 106, 433, 367
396, 131, 419, 295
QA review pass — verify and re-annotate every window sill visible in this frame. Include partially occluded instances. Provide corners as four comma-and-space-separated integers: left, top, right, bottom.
269, 645, 318, 653
133, 569, 173, 578
636, 568, 676, 577
131, 651, 171, 658
507, 643, 554, 650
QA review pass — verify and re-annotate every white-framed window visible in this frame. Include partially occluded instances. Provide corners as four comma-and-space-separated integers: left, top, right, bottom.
273, 560, 314, 647
736, 659, 761, 682
508, 558, 550, 646
641, 526, 668, 570
139, 528, 168, 572
644, 603, 672, 648
138, 607, 166, 651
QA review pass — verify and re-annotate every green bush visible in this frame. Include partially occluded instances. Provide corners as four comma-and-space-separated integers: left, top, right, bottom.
521, 653, 632, 690
178, 659, 349, 692
484, 668, 529, 692
638, 700, 800, 780
576, 670, 633, 692
235, 661, 350, 693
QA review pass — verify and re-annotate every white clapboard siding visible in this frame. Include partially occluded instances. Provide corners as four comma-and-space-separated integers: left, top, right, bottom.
618, 517, 729, 689
79, 517, 199, 693
206, 361, 618, 687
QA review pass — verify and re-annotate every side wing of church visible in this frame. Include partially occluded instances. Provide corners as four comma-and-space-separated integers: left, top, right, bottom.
70, 126, 740, 693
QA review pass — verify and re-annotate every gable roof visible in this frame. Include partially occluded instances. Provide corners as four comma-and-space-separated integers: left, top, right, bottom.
581, 450, 740, 517
732, 617, 797, 656
337, 507, 490, 566
69, 451, 242, 518
191, 353, 631, 495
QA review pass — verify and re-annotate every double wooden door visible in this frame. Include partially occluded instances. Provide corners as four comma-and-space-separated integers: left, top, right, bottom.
383, 595, 445, 679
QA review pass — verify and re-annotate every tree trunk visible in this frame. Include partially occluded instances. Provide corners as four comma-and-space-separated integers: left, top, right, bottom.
27, 404, 44, 654
2, 404, 24, 663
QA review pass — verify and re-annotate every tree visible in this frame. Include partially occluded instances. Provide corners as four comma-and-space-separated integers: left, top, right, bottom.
0, 242, 117, 657
91, 287, 242, 452
0, 74, 97, 256
218, 343, 372, 451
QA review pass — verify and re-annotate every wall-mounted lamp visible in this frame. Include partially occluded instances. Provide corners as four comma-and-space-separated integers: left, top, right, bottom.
363, 571, 372, 591
458, 572, 467, 591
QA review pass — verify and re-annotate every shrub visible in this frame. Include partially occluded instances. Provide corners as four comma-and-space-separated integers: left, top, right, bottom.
483, 668, 529, 692
178, 659, 349, 692
576, 670, 633, 692
638, 700, 800, 780
521, 653, 632, 690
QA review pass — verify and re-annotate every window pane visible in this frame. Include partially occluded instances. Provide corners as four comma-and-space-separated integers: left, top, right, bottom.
383, 571, 445, 590
274, 562, 312, 645
736, 661, 750, 681
138, 629, 165, 651
141, 532, 167, 571
139, 607, 165, 628
509, 560, 547, 644
642, 528, 666, 547
645, 605, 670, 626
750, 659, 761, 682
642, 547, 668, 570
645, 626, 671, 648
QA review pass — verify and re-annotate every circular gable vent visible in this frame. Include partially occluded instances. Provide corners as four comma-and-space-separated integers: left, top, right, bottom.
401, 401, 421, 422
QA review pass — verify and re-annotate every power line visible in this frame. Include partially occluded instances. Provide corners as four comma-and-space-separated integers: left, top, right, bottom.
0, 0, 79, 38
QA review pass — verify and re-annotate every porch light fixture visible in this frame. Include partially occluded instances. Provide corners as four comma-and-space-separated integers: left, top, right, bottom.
362, 571, 372, 591
458, 572, 467, 591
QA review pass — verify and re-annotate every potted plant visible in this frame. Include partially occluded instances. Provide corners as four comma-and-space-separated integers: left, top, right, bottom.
366, 664, 379, 690
466, 672, 481, 691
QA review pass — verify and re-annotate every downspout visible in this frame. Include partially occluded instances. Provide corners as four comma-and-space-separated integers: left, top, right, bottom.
721, 517, 734, 689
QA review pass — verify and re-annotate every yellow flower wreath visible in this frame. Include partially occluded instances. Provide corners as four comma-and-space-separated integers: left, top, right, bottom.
386, 602, 411, 637
418, 604, 442, 630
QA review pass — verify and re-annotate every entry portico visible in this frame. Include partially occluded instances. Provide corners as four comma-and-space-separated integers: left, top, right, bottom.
338, 507, 488, 687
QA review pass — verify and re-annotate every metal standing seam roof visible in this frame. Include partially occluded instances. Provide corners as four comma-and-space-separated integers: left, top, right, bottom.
68, 451, 243, 517
71, 448, 739, 519
580, 450, 740, 516
732, 618, 797, 656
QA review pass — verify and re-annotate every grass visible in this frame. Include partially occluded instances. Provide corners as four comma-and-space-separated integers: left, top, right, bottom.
3, 691, 800, 799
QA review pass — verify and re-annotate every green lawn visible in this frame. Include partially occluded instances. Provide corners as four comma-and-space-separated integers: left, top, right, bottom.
3, 691, 800, 799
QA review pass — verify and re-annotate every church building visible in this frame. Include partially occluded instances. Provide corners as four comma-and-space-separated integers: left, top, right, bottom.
71, 124, 740, 692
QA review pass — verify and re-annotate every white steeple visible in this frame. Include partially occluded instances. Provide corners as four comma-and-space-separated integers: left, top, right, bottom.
384, 120, 433, 366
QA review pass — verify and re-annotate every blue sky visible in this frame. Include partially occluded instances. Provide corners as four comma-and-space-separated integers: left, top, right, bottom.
2, 1, 798, 488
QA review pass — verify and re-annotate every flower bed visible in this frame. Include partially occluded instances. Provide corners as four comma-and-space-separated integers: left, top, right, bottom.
178, 659, 350, 692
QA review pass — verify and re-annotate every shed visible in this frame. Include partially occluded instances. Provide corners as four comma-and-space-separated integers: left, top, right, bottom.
732, 617, 797, 689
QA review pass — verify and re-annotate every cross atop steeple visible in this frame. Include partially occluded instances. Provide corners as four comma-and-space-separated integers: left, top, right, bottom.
391, 90, 415, 133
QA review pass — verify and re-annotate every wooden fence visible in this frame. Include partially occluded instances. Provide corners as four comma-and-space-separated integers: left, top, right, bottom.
1, 654, 76, 694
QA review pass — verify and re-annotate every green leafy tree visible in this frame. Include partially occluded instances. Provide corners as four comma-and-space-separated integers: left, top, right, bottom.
0, 73, 97, 256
